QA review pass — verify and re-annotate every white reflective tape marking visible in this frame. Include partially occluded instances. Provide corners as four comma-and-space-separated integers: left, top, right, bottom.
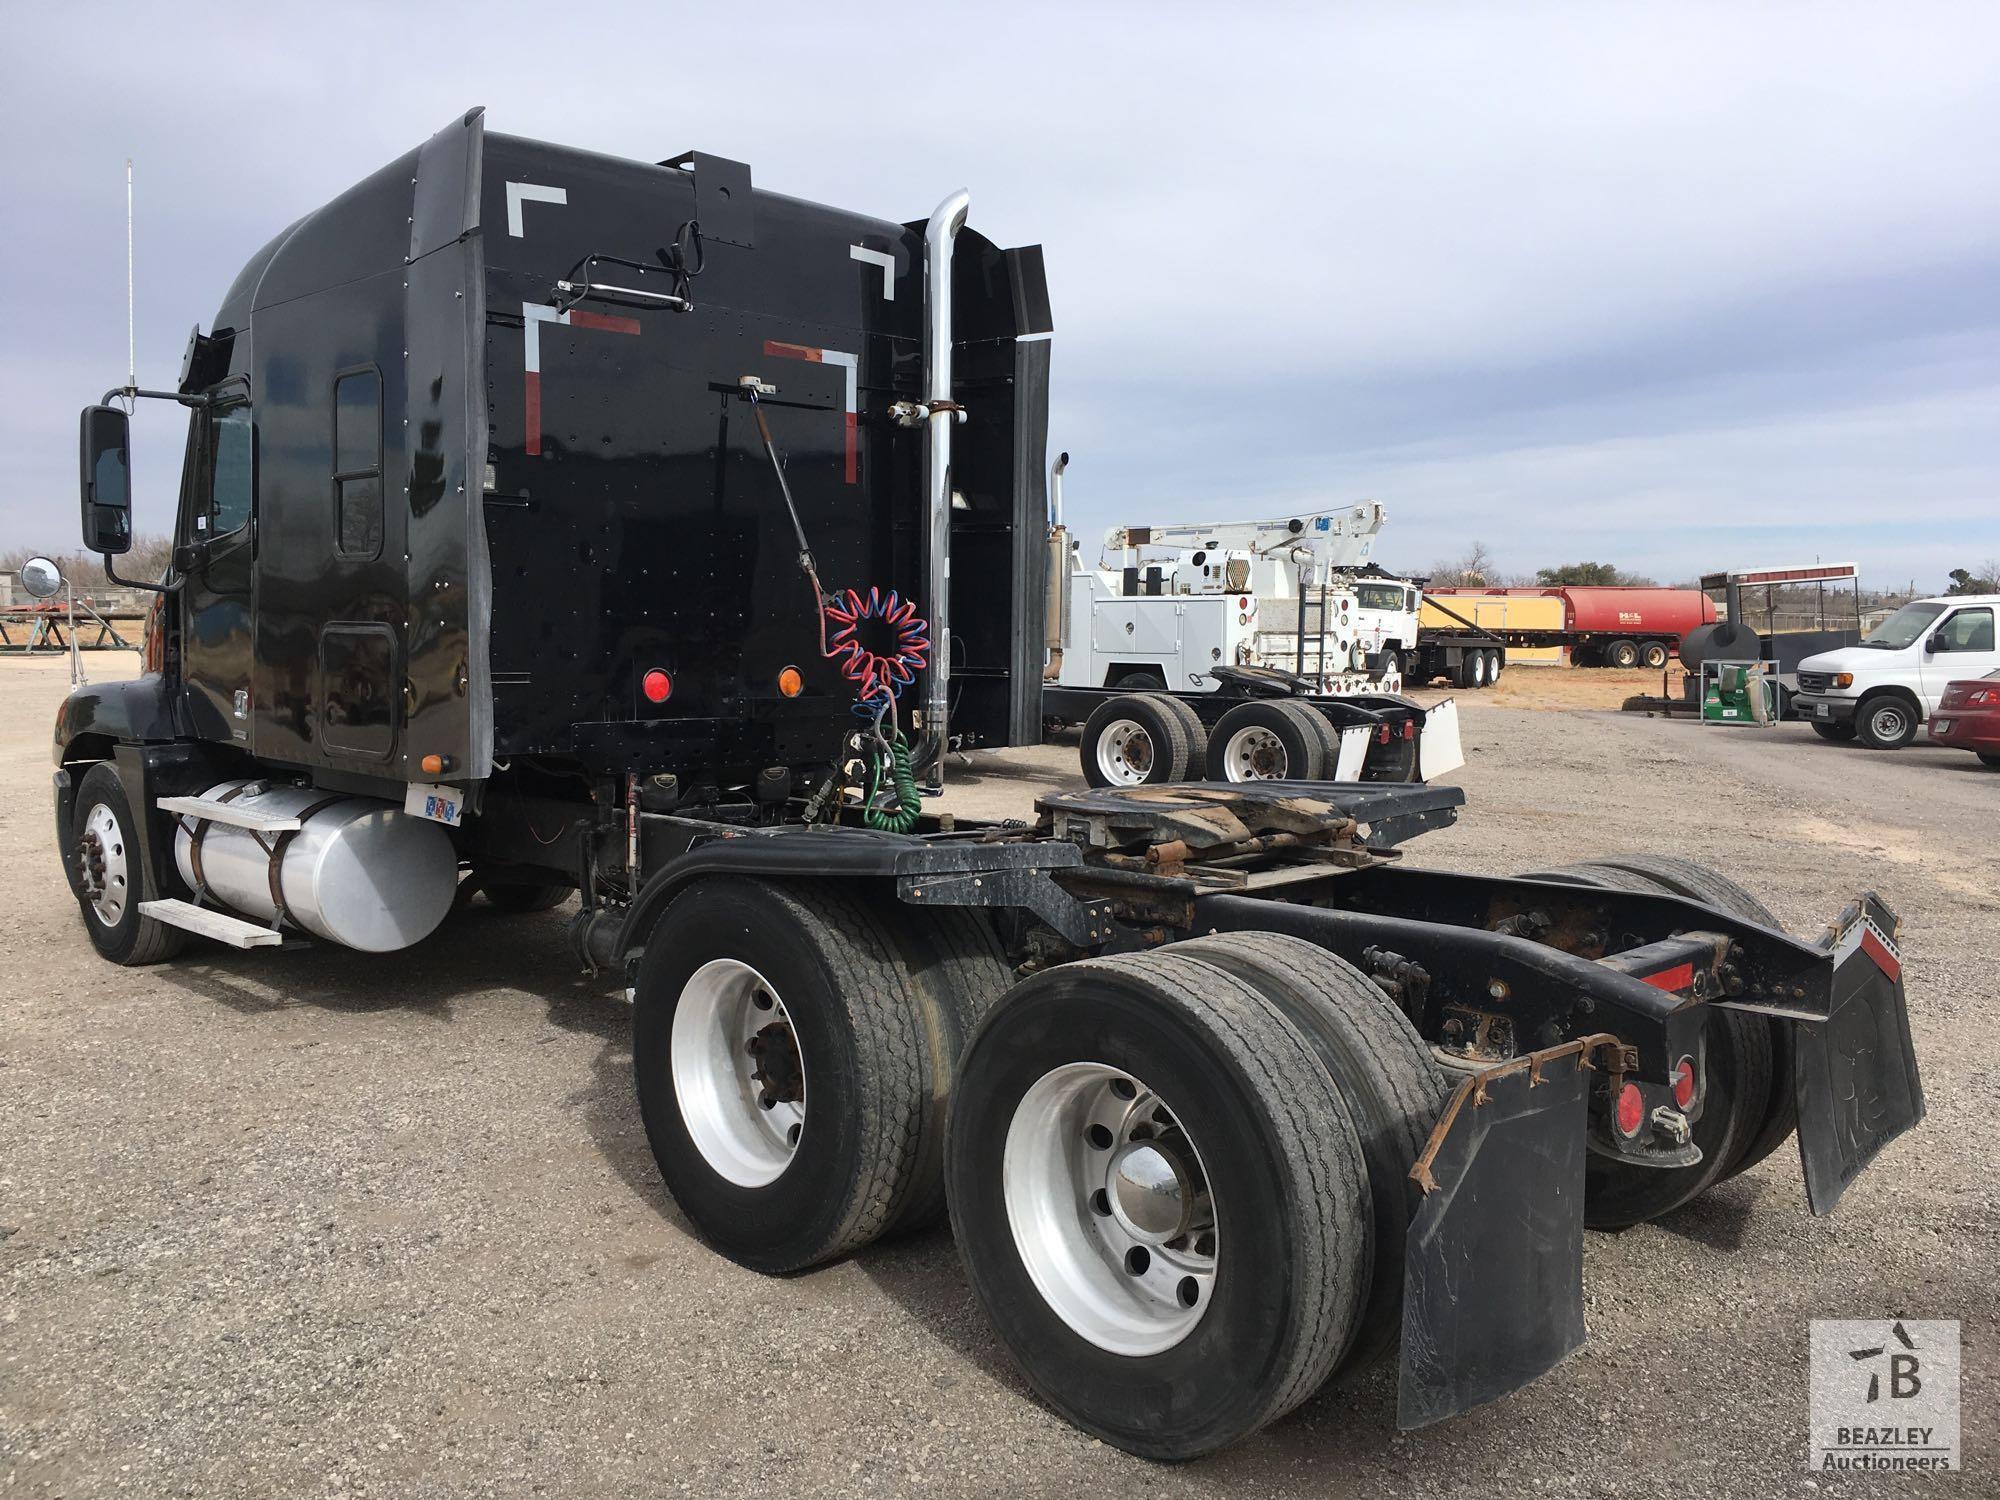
521, 301, 570, 373
820, 348, 858, 415
506, 182, 568, 238
849, 244, 896, 299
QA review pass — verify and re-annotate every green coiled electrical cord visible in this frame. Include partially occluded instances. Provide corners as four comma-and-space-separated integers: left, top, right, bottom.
863, 729, 922, 834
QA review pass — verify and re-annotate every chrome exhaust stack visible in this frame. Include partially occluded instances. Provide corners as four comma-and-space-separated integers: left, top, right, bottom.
918, 189, 970, 778
1044, 451, 1071, 681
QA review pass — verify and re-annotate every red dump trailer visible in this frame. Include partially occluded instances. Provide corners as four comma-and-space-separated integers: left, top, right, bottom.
1426, 586, 1717, 668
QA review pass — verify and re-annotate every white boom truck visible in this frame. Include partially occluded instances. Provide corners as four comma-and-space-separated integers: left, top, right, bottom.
1042, 461, 1463, 785
1052, 500, 1403, 694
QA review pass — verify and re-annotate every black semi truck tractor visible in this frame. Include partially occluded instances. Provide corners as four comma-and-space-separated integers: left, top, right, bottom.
55, 110, 1925, 1460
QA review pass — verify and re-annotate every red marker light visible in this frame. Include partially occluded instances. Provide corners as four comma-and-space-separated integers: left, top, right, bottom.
1614, 1082, 1645, 1137
1672, 1056, 1696, 1110
642, 668, 673, 704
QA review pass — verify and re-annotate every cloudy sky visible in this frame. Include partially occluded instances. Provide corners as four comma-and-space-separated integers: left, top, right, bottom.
3, 2, 1994, 590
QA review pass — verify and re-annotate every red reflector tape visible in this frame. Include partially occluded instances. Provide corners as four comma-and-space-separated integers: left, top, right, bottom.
1859, 926, 1902, 982
1642, 962, 1695, 992
569, 310, 643, 335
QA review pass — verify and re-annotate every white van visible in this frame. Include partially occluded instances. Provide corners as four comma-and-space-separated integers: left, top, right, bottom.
1792, 594, 2000, 748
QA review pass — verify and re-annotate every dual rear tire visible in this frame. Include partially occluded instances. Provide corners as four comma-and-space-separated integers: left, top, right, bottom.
1520, 854, 1797, 1229
1078, 693, 1356, 784
946, 935, 1444, 1458
631, 878, 1011, 1272
1451, 648, 1502, 689
633, 895, 1444, 1459
1078, 693, 1207, 787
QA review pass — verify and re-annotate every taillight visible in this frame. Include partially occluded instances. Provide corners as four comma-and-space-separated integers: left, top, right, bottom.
777, 666, 804, 698
1377, 724, 1391, 744
642, 668, 673, 704
1967, 688, 1999, 706
1401, 720, 1416, 740
1672, 1056, 1697, 1110
1614, 1082, 1645, 1137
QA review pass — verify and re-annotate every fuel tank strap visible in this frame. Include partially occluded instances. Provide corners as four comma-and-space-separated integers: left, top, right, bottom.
261, 797, 346, 930
185, 782, 252, 901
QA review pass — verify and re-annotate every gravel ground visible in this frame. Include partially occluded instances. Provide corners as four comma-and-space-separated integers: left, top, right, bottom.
3, 656, 1993, 1497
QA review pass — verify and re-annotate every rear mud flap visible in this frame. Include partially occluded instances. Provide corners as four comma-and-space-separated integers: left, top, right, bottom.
1335, 726, 1370, 781
1397, 1041, 1601, 1429
1793, 897, 1925, 1216
1417, 697, 1463, 781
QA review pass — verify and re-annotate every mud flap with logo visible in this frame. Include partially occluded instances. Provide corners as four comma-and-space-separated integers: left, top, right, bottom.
1794, 895, 1925, 1216
1397, 1042, 1602, 1429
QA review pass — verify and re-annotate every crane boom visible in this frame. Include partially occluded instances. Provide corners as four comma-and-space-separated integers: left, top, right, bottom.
1104, 501, 1386, 572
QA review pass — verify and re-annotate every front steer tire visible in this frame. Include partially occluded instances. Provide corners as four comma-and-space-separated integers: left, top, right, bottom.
1854, 693, 1918, 749
67, 762, 185, 967
631, 878, 930, 1273
946, 950, 1370, 1460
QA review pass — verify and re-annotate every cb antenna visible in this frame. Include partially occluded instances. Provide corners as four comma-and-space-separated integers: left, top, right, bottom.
125, 158, 136, 395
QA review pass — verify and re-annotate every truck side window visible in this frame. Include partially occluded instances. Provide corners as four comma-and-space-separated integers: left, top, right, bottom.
205, 405, 254, 537
333, 368, 383, 560
1936, 608, 1993, 652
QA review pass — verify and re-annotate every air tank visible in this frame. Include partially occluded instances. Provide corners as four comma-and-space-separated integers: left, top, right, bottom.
172, 780, 459, 951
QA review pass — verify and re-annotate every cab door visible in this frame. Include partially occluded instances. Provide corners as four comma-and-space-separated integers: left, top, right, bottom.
1921, 605, 1996, 708
177, 387, 258, 744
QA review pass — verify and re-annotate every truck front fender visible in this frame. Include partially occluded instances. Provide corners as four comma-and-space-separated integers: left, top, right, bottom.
52, 674, 182, 767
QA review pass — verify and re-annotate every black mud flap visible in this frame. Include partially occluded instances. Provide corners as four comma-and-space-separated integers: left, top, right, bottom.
1397, 1041, 1603, 1429
1794, 895, 1925, 1216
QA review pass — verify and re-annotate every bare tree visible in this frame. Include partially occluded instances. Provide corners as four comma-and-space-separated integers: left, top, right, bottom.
1428, 539, 1497, 588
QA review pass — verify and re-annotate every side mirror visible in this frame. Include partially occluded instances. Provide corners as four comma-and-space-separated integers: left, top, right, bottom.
78, 404, 133, 556
20, 555, 63, 600
1926, 632, 1946, 654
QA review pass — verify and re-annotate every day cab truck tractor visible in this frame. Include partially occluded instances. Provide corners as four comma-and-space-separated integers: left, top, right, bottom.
55, 110, 1924, 1460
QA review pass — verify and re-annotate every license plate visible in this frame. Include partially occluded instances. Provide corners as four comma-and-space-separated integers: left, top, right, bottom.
1816, 703, 1830, 718
404, 782, 464, 827
1931, 718, 1952, 733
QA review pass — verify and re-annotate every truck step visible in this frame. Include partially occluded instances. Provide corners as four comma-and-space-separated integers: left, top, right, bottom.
138, 898, 285, 948
155, 794, 303, 833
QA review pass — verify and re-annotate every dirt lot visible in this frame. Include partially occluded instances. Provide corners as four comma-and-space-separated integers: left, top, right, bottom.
3, 654, 1994, 1498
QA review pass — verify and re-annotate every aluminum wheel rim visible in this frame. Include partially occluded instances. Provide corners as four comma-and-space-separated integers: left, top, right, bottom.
1096, 720, 1155, 784
1002, 1062, 1218, 1356
1222, 724, 1286, 781
77, 802, 129, 928
670, 958, 805, 1187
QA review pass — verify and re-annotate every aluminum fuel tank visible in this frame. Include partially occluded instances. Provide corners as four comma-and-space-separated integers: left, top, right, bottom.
173, 780, 458, 951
